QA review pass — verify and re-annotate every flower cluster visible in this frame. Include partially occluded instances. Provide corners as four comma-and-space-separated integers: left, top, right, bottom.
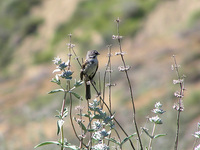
149, 115, 162, 124
152, 102, 166, 114
118, 65, 130, 72
52, 56, 73, 81
193, 131, 200, 138
92, 143, 110, 150
149, 102, 165, 124
195, 144, 200, 150
193, 122, 200, 150
87, 99, 114, 149
115, 51, 126, 56
112, 35, 123, 40
171, 56, 186, 112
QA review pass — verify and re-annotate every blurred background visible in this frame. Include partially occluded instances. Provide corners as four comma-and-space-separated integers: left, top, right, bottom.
0, 0, 200, 149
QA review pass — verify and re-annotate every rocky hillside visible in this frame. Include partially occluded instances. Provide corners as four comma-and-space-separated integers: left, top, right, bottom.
0, 0, 200, 150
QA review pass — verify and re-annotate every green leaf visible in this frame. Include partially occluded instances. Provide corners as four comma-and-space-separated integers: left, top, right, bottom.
74, 117, 87, 133
64, 145, 78, 149
74, 80, 84, 87
60, 70, 73, 79
51, 76, 60, 85
154, 134, 167, 139
93, 114, 103, 119
48, 89, 64, 94
57, 120, 64, 135
34, 141, 61, 148
77, 113, 89, 118
62, 108, 68, 118
70, 91, 83, 100
121, 133, 136, 145
55, 115, 61, 119
142, 127, 153, 139
88, 129, 95, 132
105, 137, 120, 145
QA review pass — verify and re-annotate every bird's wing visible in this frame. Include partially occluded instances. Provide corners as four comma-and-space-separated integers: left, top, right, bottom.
80, 60, 87, 80
89, 61, 98, 80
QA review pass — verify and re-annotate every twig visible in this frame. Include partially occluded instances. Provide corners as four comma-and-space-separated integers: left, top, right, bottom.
114, 18, 143, 150
172, 55, 185, 150
148, 123, 156, 150
87, 100, 92, 148
108, 45, 113, 111
98, 72, 102, 108
67, 34, 87, 149
79, 106, 84, 149
106, 45, 115, 146
60, 91, 67, 150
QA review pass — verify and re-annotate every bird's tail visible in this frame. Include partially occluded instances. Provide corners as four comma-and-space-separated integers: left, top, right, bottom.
85, 82, 91, 100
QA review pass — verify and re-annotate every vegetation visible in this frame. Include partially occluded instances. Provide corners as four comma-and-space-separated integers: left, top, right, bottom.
53, 0, 160, 51
1, 1, 200, 150
0, 0, 42, 68
34, 18, 199, 150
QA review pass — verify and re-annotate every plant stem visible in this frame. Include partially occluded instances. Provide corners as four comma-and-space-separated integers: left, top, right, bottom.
67, 34, 87, 149
68, 81, 88, 148
148, 123, 156, 150
115, 18, 143, 150
79, 104, 83, 149
87, 100, 92, 148
106, 45, 114, 147
113, 128, 122, 145
172, 55, 185, 150
60, 90, 67, 150
108, 46, 112, 111
174, 110, 181, 150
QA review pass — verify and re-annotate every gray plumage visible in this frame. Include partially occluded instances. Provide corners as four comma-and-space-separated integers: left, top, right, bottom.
80, 50, 100, 100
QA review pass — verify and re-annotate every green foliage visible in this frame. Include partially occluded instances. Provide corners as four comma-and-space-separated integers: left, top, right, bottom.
153, 134, 167, 139
0, 0, 42, 68
55, 108, 69, 120
48, 89, 64, 94
74, 80, 84, 88
185, 90, 200, 106
22, 17, 44, 36
5, 0, 40, 19
28, 94, 54, 111
34, 141, 61, 148
74, 117, 87, 134
34, 140, 78, 150
142, 102, 166, 149
57, 119, 65, 135
33, 49, 55, 64
187, 10, 200, 27
52, 0, 160, 50
69, 91, 83, 100
120, 133, 137, 145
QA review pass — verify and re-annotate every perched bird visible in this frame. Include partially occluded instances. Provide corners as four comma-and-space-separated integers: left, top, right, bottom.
80, 50, 100, 100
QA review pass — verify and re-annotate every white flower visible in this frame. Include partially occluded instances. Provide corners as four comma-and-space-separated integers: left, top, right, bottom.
173, 79, 184, 85
155, 102, 162, 108
193, 131, 200, 138
92, 143, 109, 150
149, 115, 162, 124
195, 144, 200, 150
52, 56, 61, 65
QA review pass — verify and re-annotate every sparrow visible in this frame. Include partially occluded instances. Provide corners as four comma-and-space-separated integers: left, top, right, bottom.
80, 50, 100, 100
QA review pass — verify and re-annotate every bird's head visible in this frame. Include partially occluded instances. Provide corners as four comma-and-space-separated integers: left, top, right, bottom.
87, 50, 100, 58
